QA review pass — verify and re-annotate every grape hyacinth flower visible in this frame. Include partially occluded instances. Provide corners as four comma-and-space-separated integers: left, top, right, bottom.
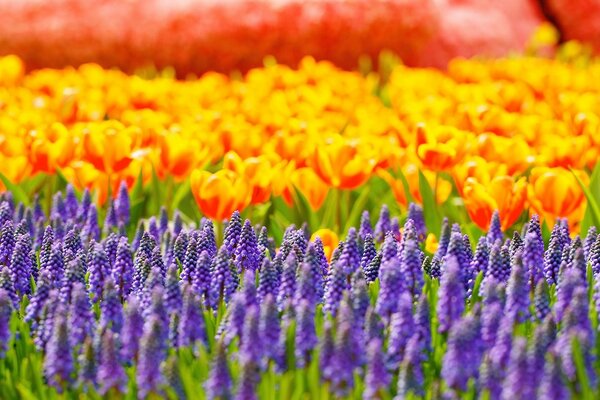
487, 210, 503, 246
364, 338, 390, 400
178, 284, 206, 347
0, 289, 11, 358
98, 329, 127, 395
374, 205, 391, 243
396, 334, 425, 399
121, 296, 144, 363
505, 250, 530, 322
437, 256, 465, 333
44, 307, 73, 392
100, 277, 124, 333
295, 300, 317, 368
206, 341, 232, 400
538, 353, 569, 400
137, 315, 167, 398
501, 337, 533, 400
544, 234, 563, 285
387, 292, 415, 369
375, 258, 402, 320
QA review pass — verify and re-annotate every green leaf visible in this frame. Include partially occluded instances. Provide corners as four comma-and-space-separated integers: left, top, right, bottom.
576, 163, 600, 234
0, 173, 29, 206
172, 180, 191, 211
343, 186, 371, 234
131, 167, 145, 203
418, 170, 442, 235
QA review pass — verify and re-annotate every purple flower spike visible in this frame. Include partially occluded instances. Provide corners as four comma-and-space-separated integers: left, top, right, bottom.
277, 252, 298, 310
400, 228, 424, 297
0, 289, 11, 357
487, 210, 503, 246
178, 284, 206, 348
0, 221, 15, 267
437, 256, 465, 333
396, 334, 426, 399
364, 338, 390, 400
435, 218, 451, 260
501, 338, 534, 399
505, 250, 530, 322
259, 294, 281, 367
538, 354, 568, 400
584, 226, 597, 262
223, 210, 242, 254
115, 181, 130, 226
121, 296, 144, 363
165, 263, 182, 315
44, 307, 73, 392
100, 276, 123, 333
88, 242, 111, 302
441, 313, 483, 393
0, 266, 18, 309
98, 329, 127, 395
544, 234, 563, 285
206, 341, 232, 400
208, 247, 236, 308
387, 292, 415, 370
374, 205, 391, 243
113, 237, 134, 299
295, 300, 317, 368
235, 220, 261, 272
137, 316, 167, 398
375, 258, 403, 320
359, 210, 373, 241
69, 282, 95, 345
523, 230, 544, 288
470, 236, 489, 278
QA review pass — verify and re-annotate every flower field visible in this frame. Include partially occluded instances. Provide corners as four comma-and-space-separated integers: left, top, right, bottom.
0, 40, 600, 399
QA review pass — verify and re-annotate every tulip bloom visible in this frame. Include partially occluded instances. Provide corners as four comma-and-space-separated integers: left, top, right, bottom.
452, 156, 508, 197
281, 167, 330, 211
158, 134, 207, 181
190, 169, 251, 221
415, 124, 472, 172
310, 136, 376, 190
378, 166, 451, 207
462, 176, 527, 231
527, 167, 588, 226
82, 122, 139, 174
29, 123, 76, 173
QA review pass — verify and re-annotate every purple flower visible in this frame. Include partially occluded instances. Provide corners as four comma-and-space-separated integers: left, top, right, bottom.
258, 258, 279, 303
414, 293, 431, 351
374, 205, 391, 243
534, 280, 551, 321
529, 315, 557, 389
400, 229, 424, 297
481, 302, 503, 348
324, 254, 350, 316
277, 252, 298, 310
235, 360, 259, 400
396, 334, 425, 398
11, 233, 34, 295
441, 313, 483, 393
544, 234, 563, 285
220, 292, 246, 345
25, 269, 53, 324
206, 341, 232, 400
509, 230, 524, 258
208, 247, 236, 308
330, 321, 355, 395
387, 292, 415, 369
444, 231, 471, 290
98, 329, 126, 395
121, 296, 144, 363
234, 220, 261, 272
486, 210, 503, 246
192, 250, 211, 301
114, 181, 130, 226
165, 263, 182, 315
137, 315, 167, 398
486, 240, 510, 283
554, 267, 583, 322
380, 232, 398, 265
88, 242, 111, 302
364, 306, 384, 344
259, 294, 281, 367
83, 204, 100, 243
523, 230, 545, 288
178, 284, 206, 347
538, 354, 568, 400
0, 289, 11, 357
77, 188, 91, 223
223, 210, 242, 254
312, 236, 329, 279
0, 266, 18, 309
364, 338, 390, 400
100, 276, 123, 333
68, 282, 94, 343
351, 269, 369, 323
375, 258, 402, 320
360, 234, 377, 279
44, 307, 73, 391
39, 225, 54, 272
408, 203, 426, 240
0, 221, 15, 267
501, 337, 533, 400
470, 236, 490, 278
319, 321, 335, 382
435, 217, 451, 260
359, 210, 373, 241
199, 221, 217, 258
295, 300, 317, 368
103, 201, 118, 234
590, 234, 600, 275
113, 237, 133, 299
505, 250, 530, 322
436, 256, 465, 333
584, 226, 597, 262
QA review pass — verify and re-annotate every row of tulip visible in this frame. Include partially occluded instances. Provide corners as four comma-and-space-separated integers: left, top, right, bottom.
0, 51, 599, 236
1, 186, 600, 399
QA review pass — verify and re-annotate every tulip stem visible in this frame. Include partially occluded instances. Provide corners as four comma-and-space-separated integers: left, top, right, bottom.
434, 173, 440, 205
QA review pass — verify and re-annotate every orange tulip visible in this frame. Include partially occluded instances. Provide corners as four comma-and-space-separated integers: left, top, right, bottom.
158, 134, 207, 181
415, 124, 472, 171
310, 136, 376, 190
378, 166, 452, 207
462, 176, 528, 230
0, 153, 30, 190
190, 169, 251, 221
527, 167, 588, 227
82, 122, 139, 174
223, 152, 279, 205
452, 156, 508, 197
310, 228, 339, 261
282, 167, 330, 211
29, 123, 76, 173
